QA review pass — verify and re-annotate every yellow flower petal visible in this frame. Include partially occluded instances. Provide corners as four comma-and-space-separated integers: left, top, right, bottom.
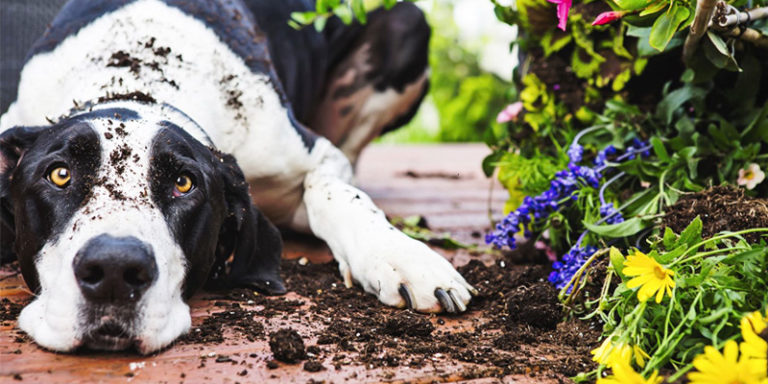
633, 344, 650, 368
688, 340, 764, 384
621, 250, 675, 303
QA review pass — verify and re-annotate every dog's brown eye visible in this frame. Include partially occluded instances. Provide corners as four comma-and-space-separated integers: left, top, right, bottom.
48, 166, 71, 188
173, 175, 194, 196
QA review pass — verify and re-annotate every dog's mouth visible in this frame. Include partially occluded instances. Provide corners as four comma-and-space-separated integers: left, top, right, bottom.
82, 321, 136, 351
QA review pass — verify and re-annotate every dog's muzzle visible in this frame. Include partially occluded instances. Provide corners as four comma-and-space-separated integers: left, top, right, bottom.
73, 234, 157, 350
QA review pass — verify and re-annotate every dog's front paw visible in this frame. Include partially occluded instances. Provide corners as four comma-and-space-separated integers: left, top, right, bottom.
341, 235, 477, 313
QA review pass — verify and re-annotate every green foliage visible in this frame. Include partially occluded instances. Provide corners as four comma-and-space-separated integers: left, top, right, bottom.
427, 4, 512, 142
485, 0, 768, 378
289, 0, 399, 30
578, 220, 768, 380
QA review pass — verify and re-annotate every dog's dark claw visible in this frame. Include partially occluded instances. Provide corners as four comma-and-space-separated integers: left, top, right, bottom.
435, 288, 457, 314
399, 283, 414, 309
448, 289, 466, 312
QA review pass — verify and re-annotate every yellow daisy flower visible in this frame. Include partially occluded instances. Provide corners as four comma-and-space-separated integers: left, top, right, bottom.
740, 310, 768, 379
596, 360, 664, 384
622, 250, 675, 303
688, 340, 766, 384
633, 344, 650, 368
591, 338, 650, 368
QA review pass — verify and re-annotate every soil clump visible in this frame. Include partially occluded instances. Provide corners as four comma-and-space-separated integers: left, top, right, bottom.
663, 186, 768, 243
269, 328, 306, 363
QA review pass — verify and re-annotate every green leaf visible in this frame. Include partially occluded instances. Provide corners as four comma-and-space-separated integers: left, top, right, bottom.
584, 217, 647, 238
614, 0, 653, 11
677, 216, 703, 248
703, 33, 741, 71
656, 85, 707, 124
290, 11, 318, 25
316, 0, 329, 13
609, 247, 627, 280
313, 15, 328, 32
482, 150, 505, 177
663, 227, 678, 250
650, 136, 669, 162
351, 0, 367, 24
742, 102, 768, 143
649, 4, 690, 52
706, 31, 729, 56
333, 5, 353, 24
656, 244, 686, 264
627, 26, 657, 57
639, 0, 667, 16
680, 68, 695, 83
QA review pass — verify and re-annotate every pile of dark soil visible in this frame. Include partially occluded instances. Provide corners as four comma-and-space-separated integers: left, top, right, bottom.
505, 282, 561, 330
663, 186, 768, 243
269, 329, 306, 363
179, 303, 264, 344
196, 254, 602, 380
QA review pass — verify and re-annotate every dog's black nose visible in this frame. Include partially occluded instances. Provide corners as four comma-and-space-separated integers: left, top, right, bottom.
74, 234, 157, 304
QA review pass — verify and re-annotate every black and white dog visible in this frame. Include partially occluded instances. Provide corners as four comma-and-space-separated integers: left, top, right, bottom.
0, 0, 475, 354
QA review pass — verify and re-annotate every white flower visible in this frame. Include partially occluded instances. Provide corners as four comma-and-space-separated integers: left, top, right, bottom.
737, 163, 765, 190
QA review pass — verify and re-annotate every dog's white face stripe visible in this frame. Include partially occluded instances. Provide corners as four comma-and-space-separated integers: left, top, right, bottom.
18, 105, 191, 353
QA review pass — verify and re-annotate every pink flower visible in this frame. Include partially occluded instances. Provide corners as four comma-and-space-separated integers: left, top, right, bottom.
535, 240, 558, 262
547, 0, 572, 31
496, 102, 524, 123
737, 163, 765, 190
591, 11, 627, 26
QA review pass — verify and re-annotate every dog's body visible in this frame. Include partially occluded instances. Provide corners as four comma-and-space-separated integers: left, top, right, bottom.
0, 0, 474, 354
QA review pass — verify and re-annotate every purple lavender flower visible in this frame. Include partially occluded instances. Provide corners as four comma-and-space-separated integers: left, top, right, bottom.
567, 143, 584, 163
548, 243, 598, 292
485, 135, 651, 251
599, 202, 624, 224
594, 145, 617, 166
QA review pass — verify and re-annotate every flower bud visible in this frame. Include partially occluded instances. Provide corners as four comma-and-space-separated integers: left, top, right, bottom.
591, 11, 626, 26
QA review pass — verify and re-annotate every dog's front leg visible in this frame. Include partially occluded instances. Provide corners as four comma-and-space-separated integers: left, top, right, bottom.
300, 140, 476, 313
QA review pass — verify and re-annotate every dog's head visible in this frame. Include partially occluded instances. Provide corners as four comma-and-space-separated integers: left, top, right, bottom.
0, 102, 284, 354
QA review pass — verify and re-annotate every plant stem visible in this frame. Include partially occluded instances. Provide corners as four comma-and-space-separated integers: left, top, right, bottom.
571, 125, 608, 148
719, 26, 768, 49
713, 6, 768, 28
560, 247, 609, 303
599, 171, 626, 206
670, 228, 768, 266
684, 0, 719, 63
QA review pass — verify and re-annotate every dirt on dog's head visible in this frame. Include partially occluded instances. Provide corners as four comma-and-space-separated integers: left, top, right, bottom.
0, 101, 283, 354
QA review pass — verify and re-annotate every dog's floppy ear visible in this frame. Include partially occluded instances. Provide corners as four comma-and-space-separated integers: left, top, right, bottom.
206, 149, 286, 295
0, 126, 46, 263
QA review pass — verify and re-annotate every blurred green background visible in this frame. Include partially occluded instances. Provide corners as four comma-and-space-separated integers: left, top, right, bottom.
377, 0, 517, 143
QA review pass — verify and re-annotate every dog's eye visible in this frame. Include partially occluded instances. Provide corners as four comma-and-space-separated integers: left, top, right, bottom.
173, 174, 194, 196
48, 166, 71, 188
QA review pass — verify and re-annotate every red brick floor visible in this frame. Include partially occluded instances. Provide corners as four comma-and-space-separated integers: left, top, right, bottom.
0, 144, 559, 383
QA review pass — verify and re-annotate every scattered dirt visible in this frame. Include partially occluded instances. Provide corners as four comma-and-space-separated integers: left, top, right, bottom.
663, 186, 768, 243
179, 303, 265, 344
401, 170, 465, 180
0, 298, 24, 324
98, 91, 156, 104
280, 257, 599, 378
303, 360, 325, 372
107, 51, 141, 74
269, 329, 306, 363
505, 282, 561, 330
382, 312, 434, 337
2, 243, 601, 380
179, 253, 601, 380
